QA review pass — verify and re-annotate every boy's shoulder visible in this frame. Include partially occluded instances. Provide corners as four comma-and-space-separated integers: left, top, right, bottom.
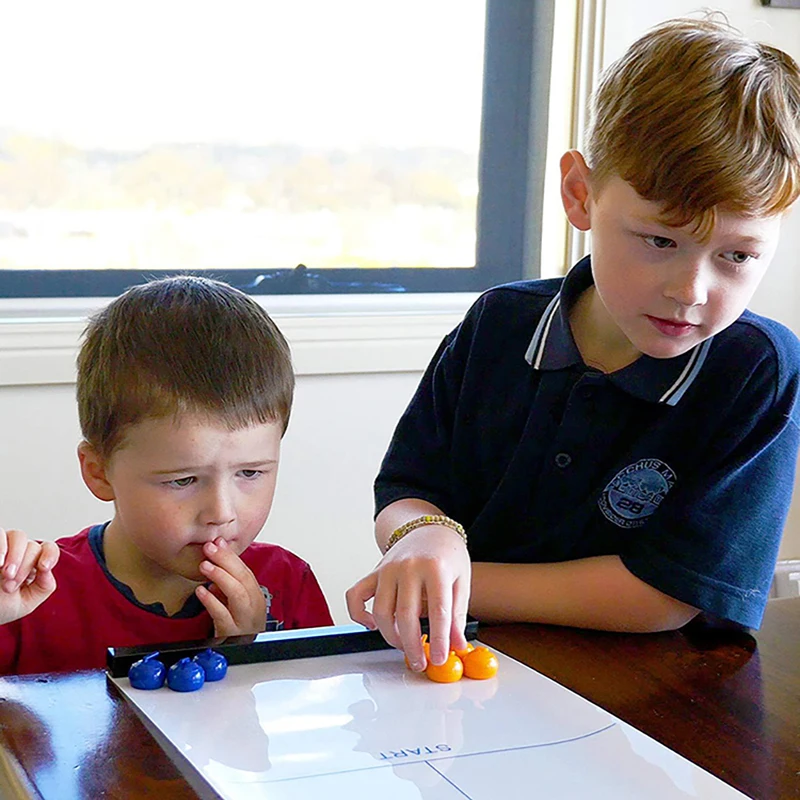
458, 277, 564, 338
733, 308, 800, 353
717, 309, 800, 383
478, 277, 564, 306
53, 527, 95, 561
698, 309, 800, 423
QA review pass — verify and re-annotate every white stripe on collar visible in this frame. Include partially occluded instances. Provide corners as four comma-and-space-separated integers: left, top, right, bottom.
524, 294, 561, 368
659, 337, 713, 405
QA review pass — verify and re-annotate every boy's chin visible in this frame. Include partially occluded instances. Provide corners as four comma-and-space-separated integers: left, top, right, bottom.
643, 344, 698, 360
173, 560, 206, 585
636, 332, 707, 360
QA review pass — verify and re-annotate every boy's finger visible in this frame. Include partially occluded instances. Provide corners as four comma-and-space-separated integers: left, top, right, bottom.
20, 568, 57, 612
202, 539, 255, 583
449, 576, 470, 653
345, 576, 378, 631
417, 588, 451, 667
38, 541, 60, 572
198, 560, 248, 602
3, 540, 39, 590
198, 560, 266, 627
195, 586, 236, 636
195, 586, 233, 623
370, 578, 404, 653
33, 566, 57, 594
0, 528, 7, 566
393, 578, 429, 668
206, 582, 226, 602
398, 623, 426, 671
2, 530, 30, 580
14, 541, 45, 591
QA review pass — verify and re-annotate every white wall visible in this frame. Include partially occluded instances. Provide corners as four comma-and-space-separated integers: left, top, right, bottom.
600, 0, 800, 558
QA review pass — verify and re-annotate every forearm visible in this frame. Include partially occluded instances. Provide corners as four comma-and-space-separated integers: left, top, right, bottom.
470, 555, 698, 632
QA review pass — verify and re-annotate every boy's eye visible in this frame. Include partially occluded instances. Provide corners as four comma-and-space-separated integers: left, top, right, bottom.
239, 469, 263, 479
168, 477, 195, 488
643, 235, 676, 250
721, 250, 754, 265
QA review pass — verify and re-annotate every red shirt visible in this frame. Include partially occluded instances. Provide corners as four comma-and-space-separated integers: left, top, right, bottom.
0, 525, 333, 675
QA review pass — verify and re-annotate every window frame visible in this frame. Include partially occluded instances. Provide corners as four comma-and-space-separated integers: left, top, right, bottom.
0, 1, 554, 300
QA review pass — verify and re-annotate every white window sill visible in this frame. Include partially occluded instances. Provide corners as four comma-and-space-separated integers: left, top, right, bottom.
0, 293, 478, 386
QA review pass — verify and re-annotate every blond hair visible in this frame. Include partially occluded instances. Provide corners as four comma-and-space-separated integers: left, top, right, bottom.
77, 276, 294, 459
586, 17, 800, 236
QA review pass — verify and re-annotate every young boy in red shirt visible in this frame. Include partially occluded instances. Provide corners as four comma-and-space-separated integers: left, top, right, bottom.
0, 276, 332, 674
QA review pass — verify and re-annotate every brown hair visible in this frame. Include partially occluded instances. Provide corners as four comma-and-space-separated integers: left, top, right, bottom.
586, 17, 800, 236
77, 276, 294, 459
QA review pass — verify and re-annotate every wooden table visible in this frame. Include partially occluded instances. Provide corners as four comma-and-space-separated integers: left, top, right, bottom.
1, 598, 798, 800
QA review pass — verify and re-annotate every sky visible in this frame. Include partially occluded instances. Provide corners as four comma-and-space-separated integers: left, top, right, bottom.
1, 0, 486, 152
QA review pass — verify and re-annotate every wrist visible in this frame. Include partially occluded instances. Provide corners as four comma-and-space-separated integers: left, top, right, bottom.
383, 514, 467, 555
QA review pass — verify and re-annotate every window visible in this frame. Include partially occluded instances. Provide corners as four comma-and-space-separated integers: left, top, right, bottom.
0, 1, 554, 298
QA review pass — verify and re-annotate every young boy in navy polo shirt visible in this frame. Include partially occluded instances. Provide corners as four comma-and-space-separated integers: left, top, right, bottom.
347, 17, 800, 671
0, 276, 332, 674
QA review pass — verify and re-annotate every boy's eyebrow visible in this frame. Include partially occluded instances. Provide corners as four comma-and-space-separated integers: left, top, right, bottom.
152, 459, 278, 475
629, 214, 769, 245
722, 234, 769, 246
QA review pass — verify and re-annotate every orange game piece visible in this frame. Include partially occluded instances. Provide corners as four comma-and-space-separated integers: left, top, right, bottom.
425, 651, 464, 683
454, 642, 475, 659
461, 646, 499, 680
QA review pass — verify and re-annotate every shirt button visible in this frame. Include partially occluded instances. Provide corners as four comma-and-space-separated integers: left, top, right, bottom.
555, 452, 572, 468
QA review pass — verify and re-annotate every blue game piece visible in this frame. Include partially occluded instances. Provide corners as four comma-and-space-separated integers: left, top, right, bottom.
167, 657, 205, 692
193, 648, 228, 682
128, 652, 166, 690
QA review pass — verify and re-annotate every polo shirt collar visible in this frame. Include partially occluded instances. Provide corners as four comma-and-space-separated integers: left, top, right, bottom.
524, 256, 713, 406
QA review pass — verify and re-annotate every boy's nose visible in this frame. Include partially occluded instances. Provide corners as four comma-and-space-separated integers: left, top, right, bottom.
663, 264, 708, 308
200, 487, 236, 526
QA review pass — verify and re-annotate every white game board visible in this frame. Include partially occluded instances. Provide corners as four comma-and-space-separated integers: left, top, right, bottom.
114, 646, 749, 799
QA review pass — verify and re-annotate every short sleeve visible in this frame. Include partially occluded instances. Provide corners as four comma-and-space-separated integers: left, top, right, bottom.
622, 335, 800, 628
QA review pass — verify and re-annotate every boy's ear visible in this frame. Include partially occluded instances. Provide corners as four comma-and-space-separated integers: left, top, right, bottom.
560, 150, 593, 231
77, 442, 116, 502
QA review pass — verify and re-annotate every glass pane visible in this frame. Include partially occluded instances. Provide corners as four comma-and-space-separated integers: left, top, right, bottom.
0, 1, 485, 273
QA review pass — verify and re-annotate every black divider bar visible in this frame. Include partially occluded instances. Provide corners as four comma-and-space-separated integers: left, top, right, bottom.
106, 619, 480, 678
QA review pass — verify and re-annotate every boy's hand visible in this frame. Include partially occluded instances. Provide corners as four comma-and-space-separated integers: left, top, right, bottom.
195, 538, 267, 637
0, 528, 60, 625
345, 526, 471, 671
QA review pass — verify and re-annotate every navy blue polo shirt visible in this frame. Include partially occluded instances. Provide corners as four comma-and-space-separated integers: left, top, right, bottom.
375, 256, 800, 628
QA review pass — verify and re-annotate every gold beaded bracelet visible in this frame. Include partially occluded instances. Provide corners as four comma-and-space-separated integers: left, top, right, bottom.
383, 514, 467, 554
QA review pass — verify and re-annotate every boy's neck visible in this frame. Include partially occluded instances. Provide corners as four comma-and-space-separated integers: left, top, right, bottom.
102, 521, 200, 616
569, 286, 641, 374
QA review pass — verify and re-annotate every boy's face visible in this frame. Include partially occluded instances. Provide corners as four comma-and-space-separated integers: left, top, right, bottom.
83, 413, 282, 584
562, 155, 783, 362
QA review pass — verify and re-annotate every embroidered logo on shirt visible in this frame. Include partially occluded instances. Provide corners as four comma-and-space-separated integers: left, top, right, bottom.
599, 458, 676, 528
